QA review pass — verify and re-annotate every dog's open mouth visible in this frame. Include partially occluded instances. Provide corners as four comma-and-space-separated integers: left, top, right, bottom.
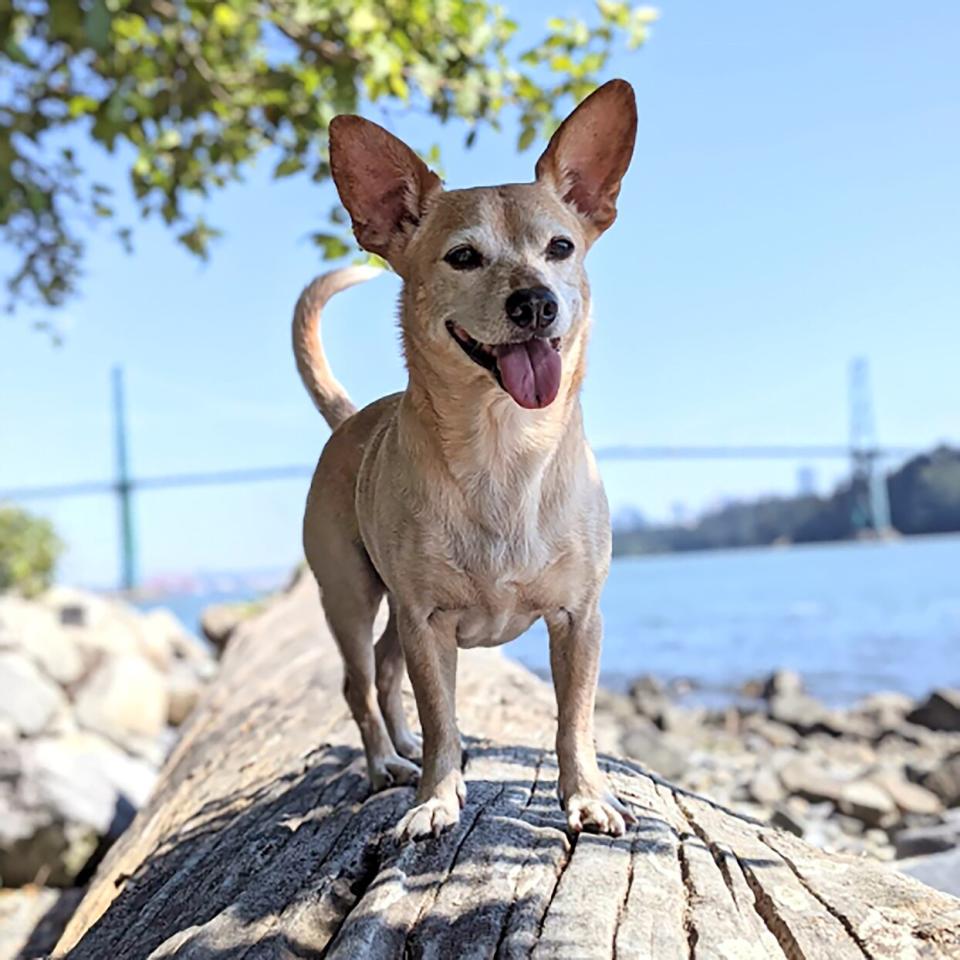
446, 322, 562, 410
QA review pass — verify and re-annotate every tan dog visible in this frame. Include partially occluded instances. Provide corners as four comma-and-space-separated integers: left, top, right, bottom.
294, 79, 638, 841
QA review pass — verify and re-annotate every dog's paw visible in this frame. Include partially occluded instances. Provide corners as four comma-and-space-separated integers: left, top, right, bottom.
564, 790, 635, 837
394, 795, 461, 842
369, 753, 420, 791
393, 729, 423, 764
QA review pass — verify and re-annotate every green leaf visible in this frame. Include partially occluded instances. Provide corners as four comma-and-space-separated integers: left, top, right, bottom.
67, 95, 99, 117
309, 232, 351, 259
84, 0, 111, 51
273, 156, 305, 178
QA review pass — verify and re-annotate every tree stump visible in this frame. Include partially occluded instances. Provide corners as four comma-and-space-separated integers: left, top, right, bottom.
55, 574, 960, 959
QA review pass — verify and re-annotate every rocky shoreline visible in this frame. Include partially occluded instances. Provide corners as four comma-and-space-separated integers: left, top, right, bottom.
0, 589, 216, 959
594, 670, 960, 892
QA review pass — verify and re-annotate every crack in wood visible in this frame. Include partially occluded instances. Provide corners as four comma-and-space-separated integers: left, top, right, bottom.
400, 778, 510, 957
760, 835, 874, 960
532, 828, 576, 950
674, 793, 739, 909
491, 749, 547, 960
611, 830, 637, 960
737, 857, 808, 960
677, 835, 699, 960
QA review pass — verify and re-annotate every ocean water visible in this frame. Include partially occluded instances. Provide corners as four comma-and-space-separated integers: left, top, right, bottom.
511, 534, 960, 705
152, 534, 960, 708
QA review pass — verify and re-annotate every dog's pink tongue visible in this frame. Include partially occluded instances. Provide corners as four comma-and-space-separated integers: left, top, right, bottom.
496, 339, 562, 409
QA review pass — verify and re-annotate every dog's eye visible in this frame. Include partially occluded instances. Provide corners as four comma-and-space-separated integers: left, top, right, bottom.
546, 236, 575, 261
443, 245, 484, 270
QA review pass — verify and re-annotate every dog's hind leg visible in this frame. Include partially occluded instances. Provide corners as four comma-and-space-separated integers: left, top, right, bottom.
375, 599, 422, 762
314, 548, 420, 792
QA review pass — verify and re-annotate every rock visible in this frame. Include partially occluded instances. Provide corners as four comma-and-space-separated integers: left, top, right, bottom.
74, 655, 168, 759
740, 714, 799, 748
894, 821, 960, 859
0, 597, 84, 687
769, 803, 806, 836
594, 687, 636, 722
139, 608, 212, 672
871, 772, 943, 818
837, 780, 897, 828
898, 847, 960, 899
628, 674, 668, 719
834, 814, 866, 837
655, 702, 704, 737
26, 733, 156, 828
906, 689, 960, 732
165, 661, 205, 727
761, 668, 804, 700
747, 765, 783, 806
620, 719, 688, 780
0, 886, 84, 960
0, 821, 100, 889
630, 673, 665, 697
42, 588, 147, 665
921, 751, 960, 807
854, 691, 915, 736
0, 733, 155, 888
767, 692, 827, 733
778, 755, 845, 804
200, 601, 257, 654
0, 652, 68, 737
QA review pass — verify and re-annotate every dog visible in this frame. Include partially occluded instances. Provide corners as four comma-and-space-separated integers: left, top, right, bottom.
293, 79, 638, 841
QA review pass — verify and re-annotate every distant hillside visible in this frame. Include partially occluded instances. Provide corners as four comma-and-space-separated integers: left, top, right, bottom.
612, 445, 960, 556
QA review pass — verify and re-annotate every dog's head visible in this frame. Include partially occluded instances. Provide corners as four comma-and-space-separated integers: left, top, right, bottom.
329, 80, 636, 411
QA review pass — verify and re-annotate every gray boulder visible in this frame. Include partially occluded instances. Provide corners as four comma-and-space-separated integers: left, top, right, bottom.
0, 652, 67, 737
620, 718, 688, 781
898, 847, 960, 899
922, 751, 960, 807
74, 654, 169, 760
907, 689, 960, 732
0, 732, 155, 888
0, 597, 85, 687
894, 820, 960, 859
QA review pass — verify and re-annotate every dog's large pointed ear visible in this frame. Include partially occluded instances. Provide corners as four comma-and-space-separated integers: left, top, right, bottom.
329, 116, 442, 263
535, 79, 637, 238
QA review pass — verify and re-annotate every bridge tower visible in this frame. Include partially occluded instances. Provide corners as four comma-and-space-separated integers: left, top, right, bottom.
848, 357, 892, 536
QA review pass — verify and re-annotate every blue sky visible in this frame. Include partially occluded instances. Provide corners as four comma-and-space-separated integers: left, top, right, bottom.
2, 1, 958, 588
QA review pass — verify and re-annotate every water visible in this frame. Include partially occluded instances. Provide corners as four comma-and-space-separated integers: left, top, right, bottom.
152, 535, 960, 708
511, 534, 960, 705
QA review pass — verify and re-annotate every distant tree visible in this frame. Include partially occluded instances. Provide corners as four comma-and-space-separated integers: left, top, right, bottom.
888, 446, 960, 535
0, 0, 656, 328
0, 505, 62, 596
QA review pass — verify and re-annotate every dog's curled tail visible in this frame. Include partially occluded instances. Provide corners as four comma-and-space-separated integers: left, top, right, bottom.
292, 265, 382, 430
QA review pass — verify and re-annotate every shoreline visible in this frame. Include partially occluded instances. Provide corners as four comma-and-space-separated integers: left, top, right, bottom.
590, 669, 960, 878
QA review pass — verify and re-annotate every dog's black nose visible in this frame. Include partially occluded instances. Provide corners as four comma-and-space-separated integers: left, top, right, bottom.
505, 286, 559, 331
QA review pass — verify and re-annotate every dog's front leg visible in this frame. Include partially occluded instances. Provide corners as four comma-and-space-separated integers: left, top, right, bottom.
394, 607, 465, 841
547, 605, 636, 836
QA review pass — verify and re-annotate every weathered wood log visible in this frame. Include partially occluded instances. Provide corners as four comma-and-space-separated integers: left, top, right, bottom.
56, 574, 960, 959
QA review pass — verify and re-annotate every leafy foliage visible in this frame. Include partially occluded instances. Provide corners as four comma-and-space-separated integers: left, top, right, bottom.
0, 504, 62, 596
0, 0, 656, 317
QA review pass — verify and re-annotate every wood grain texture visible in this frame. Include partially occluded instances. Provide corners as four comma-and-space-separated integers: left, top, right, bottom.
55, 574, 960, 959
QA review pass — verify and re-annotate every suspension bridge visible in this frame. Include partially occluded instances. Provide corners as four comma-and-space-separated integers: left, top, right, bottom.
0, 359, 908, 590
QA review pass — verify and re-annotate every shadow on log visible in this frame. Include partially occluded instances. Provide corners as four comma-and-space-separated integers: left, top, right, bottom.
55, 574, 960, 958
